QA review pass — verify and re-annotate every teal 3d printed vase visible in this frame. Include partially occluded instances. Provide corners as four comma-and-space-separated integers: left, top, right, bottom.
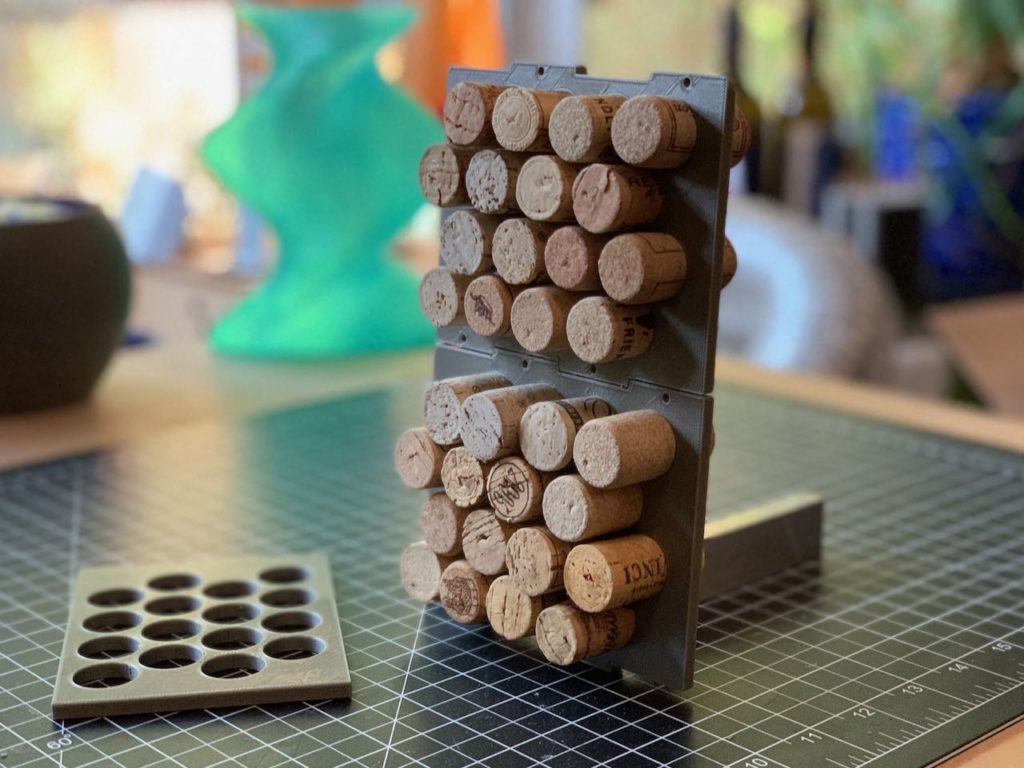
203, 4, 441, 357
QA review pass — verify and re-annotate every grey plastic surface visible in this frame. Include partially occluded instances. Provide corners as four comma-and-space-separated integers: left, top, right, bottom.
433, 63, 735, 690
52, 553, 350, 719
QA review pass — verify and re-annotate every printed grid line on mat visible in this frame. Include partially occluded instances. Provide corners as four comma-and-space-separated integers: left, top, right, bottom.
0, 384, 1022, 768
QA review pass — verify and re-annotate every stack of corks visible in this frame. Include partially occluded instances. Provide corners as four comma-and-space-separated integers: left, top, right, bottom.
418, 82, 746, 364
396, 374, 678, 665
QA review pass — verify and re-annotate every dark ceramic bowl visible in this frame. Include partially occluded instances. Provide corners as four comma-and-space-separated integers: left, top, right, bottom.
0, 198, 130, 413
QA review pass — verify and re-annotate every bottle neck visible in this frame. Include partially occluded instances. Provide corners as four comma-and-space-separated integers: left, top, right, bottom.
799, 0, 818, 80
725, 3, 741, 78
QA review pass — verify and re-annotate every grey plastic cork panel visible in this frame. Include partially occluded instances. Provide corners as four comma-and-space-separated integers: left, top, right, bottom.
433, 63, 734, 690
438, 62, 735, 397
51, 553, 350, 719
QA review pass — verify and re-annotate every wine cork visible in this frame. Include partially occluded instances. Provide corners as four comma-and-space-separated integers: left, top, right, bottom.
510, 287, 576, 353
610, 94, 697, 169
564, 534, 667, 611
460, 384, 561, 462
505, 526, 573, 596
440, 210, 500, 277
419, 144, 472, 207
486, 575, 563, 640
598, 233, 687, 305
492, 218, 557, 285
722, 237, 738, 288
420, 268, 470, 327
462, 508, 516, 576
573, 410, 676, 489
492, 87, 566, 153
487, 456, 552, 524
420, 492, 471, 557
394, 427, 446, 489
515, 155, 578, 222
542, 475, 643, 542
439, 559, 493, 624
544, 226, 608, 292
731, 105, 751, 168
441, 447, 496, 508
549, 94, 625, 164
424, 373, 511, 446
443, 81, 507, 147
466, 149, 523, 214
519, 398, 615, 472
535, 604, 635, 665
465, 275, 518, 338
400, 541, 455, 602
571, 164, 663, 234
566, 297, 655, 365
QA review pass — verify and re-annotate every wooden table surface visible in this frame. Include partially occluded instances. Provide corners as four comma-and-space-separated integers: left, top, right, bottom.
1, 342, 1021, 766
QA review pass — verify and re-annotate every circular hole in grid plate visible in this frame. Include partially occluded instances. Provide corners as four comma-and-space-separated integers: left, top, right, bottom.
201, 653, 265, 680
262, 611, 321, 634
203, 602, 260, 624
202, 627, 263, 651
258, 566, 309, 584
145, 595, 201, 616
73, 663, 138, 689
147, 573, 201, 591
78, 636, 139, 660
264, 635, 325, 661
260, 588, 315, 608
87, 588, 143, 608
142, 618, 202, 642
82, 611, 142, 633
139, 644, 202, 670
203, 581, 256, 599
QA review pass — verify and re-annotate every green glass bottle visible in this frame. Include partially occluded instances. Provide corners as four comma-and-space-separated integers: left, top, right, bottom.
725, 1, 762, 193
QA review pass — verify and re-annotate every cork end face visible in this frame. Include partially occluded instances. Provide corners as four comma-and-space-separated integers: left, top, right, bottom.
401, 542, 444, 602
506, 527, 559, 596
444, 82, 489, 146
466, 150, 512, 214
566, 297, 618, 365
418, 145, 461, 207
487, 457, 542, 524
731, 107, 752, 167
441, 447, 488, 508
419, 269, 461, 327
611, 96, 662, 166
486, 575, 536, 640
510, 289, 558, 353
424, 382, 464, 446
394, 428, 439, 489
463, 509, 509, 576
439, 561, 488, 624
536, 604, 583, 665
521, 402, 575, 472
465, 276, 513, 338
722, 238, 738, 288
549, 97, 596, 163
564, 545, 615, 612
492, 88, 541, 152
544, 226, 596, 291
516, 156, 571, 222
542, 475, 589, 541
441, 211, 486, 276
572, 164, 623, 234
573, 419, 621, 489
460, 395, 504, 462
598, 235, 646, 303
420, 494, 463, 557
493, 219, 545, 285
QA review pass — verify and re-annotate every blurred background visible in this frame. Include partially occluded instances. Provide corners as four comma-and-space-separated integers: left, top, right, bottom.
1, 0, 1022, 413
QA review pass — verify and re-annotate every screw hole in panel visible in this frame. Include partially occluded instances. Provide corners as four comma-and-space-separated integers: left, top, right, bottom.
83, 611, 142, 633
87, 588, 143, 608
202, 603, 260, 624
201, 653, 265, 679
661, 393, 671, 404
145, 595, 201, 616
261, 588, 315, 608
142, 618, 202, 642
259, 566, 309, 584
458, 332, 468, 343
73, 663, 138, 689
682, 76, 692, 88
202, 627, 262, 651
139, 644, 202, 670
147, 573, 200, 591
262, 611, 321, 634
203, 581, 256, 599
537, 66, 546, 76
265, 635, 325, 661
78, 636, 139, 660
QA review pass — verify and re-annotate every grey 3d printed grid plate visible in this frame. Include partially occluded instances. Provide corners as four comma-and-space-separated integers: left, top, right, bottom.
0, 384, 1022, 768
52, 554, 350, 719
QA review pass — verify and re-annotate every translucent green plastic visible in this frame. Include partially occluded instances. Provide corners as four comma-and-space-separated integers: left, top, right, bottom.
202, 4, 441, 357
